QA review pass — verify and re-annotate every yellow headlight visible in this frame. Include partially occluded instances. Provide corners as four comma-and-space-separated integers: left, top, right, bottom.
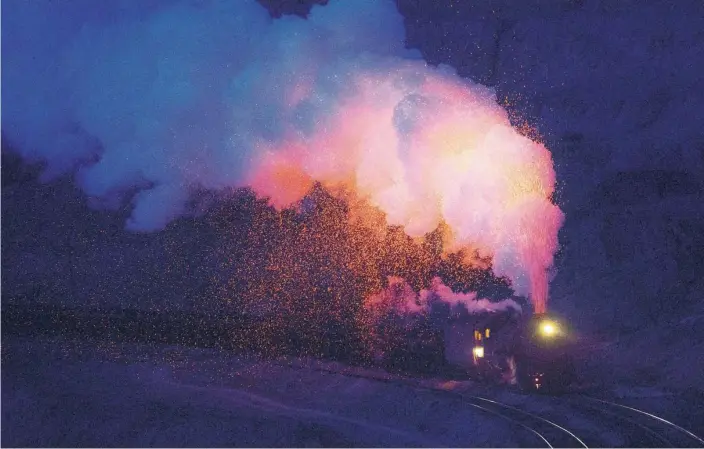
539, 320, 559, 337
472, 346, 485, 358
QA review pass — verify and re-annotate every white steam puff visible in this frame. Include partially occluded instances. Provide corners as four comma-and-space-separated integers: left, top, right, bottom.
3, 0, 407, 231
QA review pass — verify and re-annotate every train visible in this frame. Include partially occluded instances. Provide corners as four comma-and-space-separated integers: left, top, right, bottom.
383, 309, 579, 394
467, 312, 578, 393
4, 300, 578, 393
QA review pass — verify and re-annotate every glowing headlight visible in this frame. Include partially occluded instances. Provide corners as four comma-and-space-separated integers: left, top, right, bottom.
539, 320, 559, 337
472, 346, 485, 358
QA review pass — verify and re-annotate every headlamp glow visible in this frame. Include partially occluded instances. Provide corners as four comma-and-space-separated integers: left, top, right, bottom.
539, 320, 559, 337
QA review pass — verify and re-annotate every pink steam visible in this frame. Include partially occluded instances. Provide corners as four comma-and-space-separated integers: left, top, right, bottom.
3, 0, 563, 311
365, 276, 522, 316
248, 62, 564, 312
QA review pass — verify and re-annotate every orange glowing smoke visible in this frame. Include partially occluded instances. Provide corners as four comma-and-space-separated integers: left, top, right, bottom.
246, 61, 563, 313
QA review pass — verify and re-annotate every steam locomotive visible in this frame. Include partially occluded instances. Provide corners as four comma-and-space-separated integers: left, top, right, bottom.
470, 312, 577, 393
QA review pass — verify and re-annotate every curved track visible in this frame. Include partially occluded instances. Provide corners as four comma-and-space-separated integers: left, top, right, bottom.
280, 362, 589, 447
566, 396, 704, 448
450, 394, 588, 448
469, 396, 588, 448
456, 400, 555, 448
281, 360, 704, 448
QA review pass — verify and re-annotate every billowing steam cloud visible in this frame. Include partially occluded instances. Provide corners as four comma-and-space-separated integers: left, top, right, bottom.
2, 0, 563, 311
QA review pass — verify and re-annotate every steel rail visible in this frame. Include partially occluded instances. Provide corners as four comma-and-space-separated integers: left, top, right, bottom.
581, 396, 704, 447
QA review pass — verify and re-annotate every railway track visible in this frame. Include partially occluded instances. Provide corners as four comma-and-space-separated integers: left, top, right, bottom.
277, 360, 587, 447
278, 359, 703, 448
564, 396, 704, 448
446, 394, 587, 448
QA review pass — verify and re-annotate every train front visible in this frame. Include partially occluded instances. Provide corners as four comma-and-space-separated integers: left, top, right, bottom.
514, 313, 577, 393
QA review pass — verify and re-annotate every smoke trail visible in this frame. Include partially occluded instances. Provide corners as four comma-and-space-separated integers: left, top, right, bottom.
2, 0, 563, 310
365, 276, 521, 317
361, 277, 521, 360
